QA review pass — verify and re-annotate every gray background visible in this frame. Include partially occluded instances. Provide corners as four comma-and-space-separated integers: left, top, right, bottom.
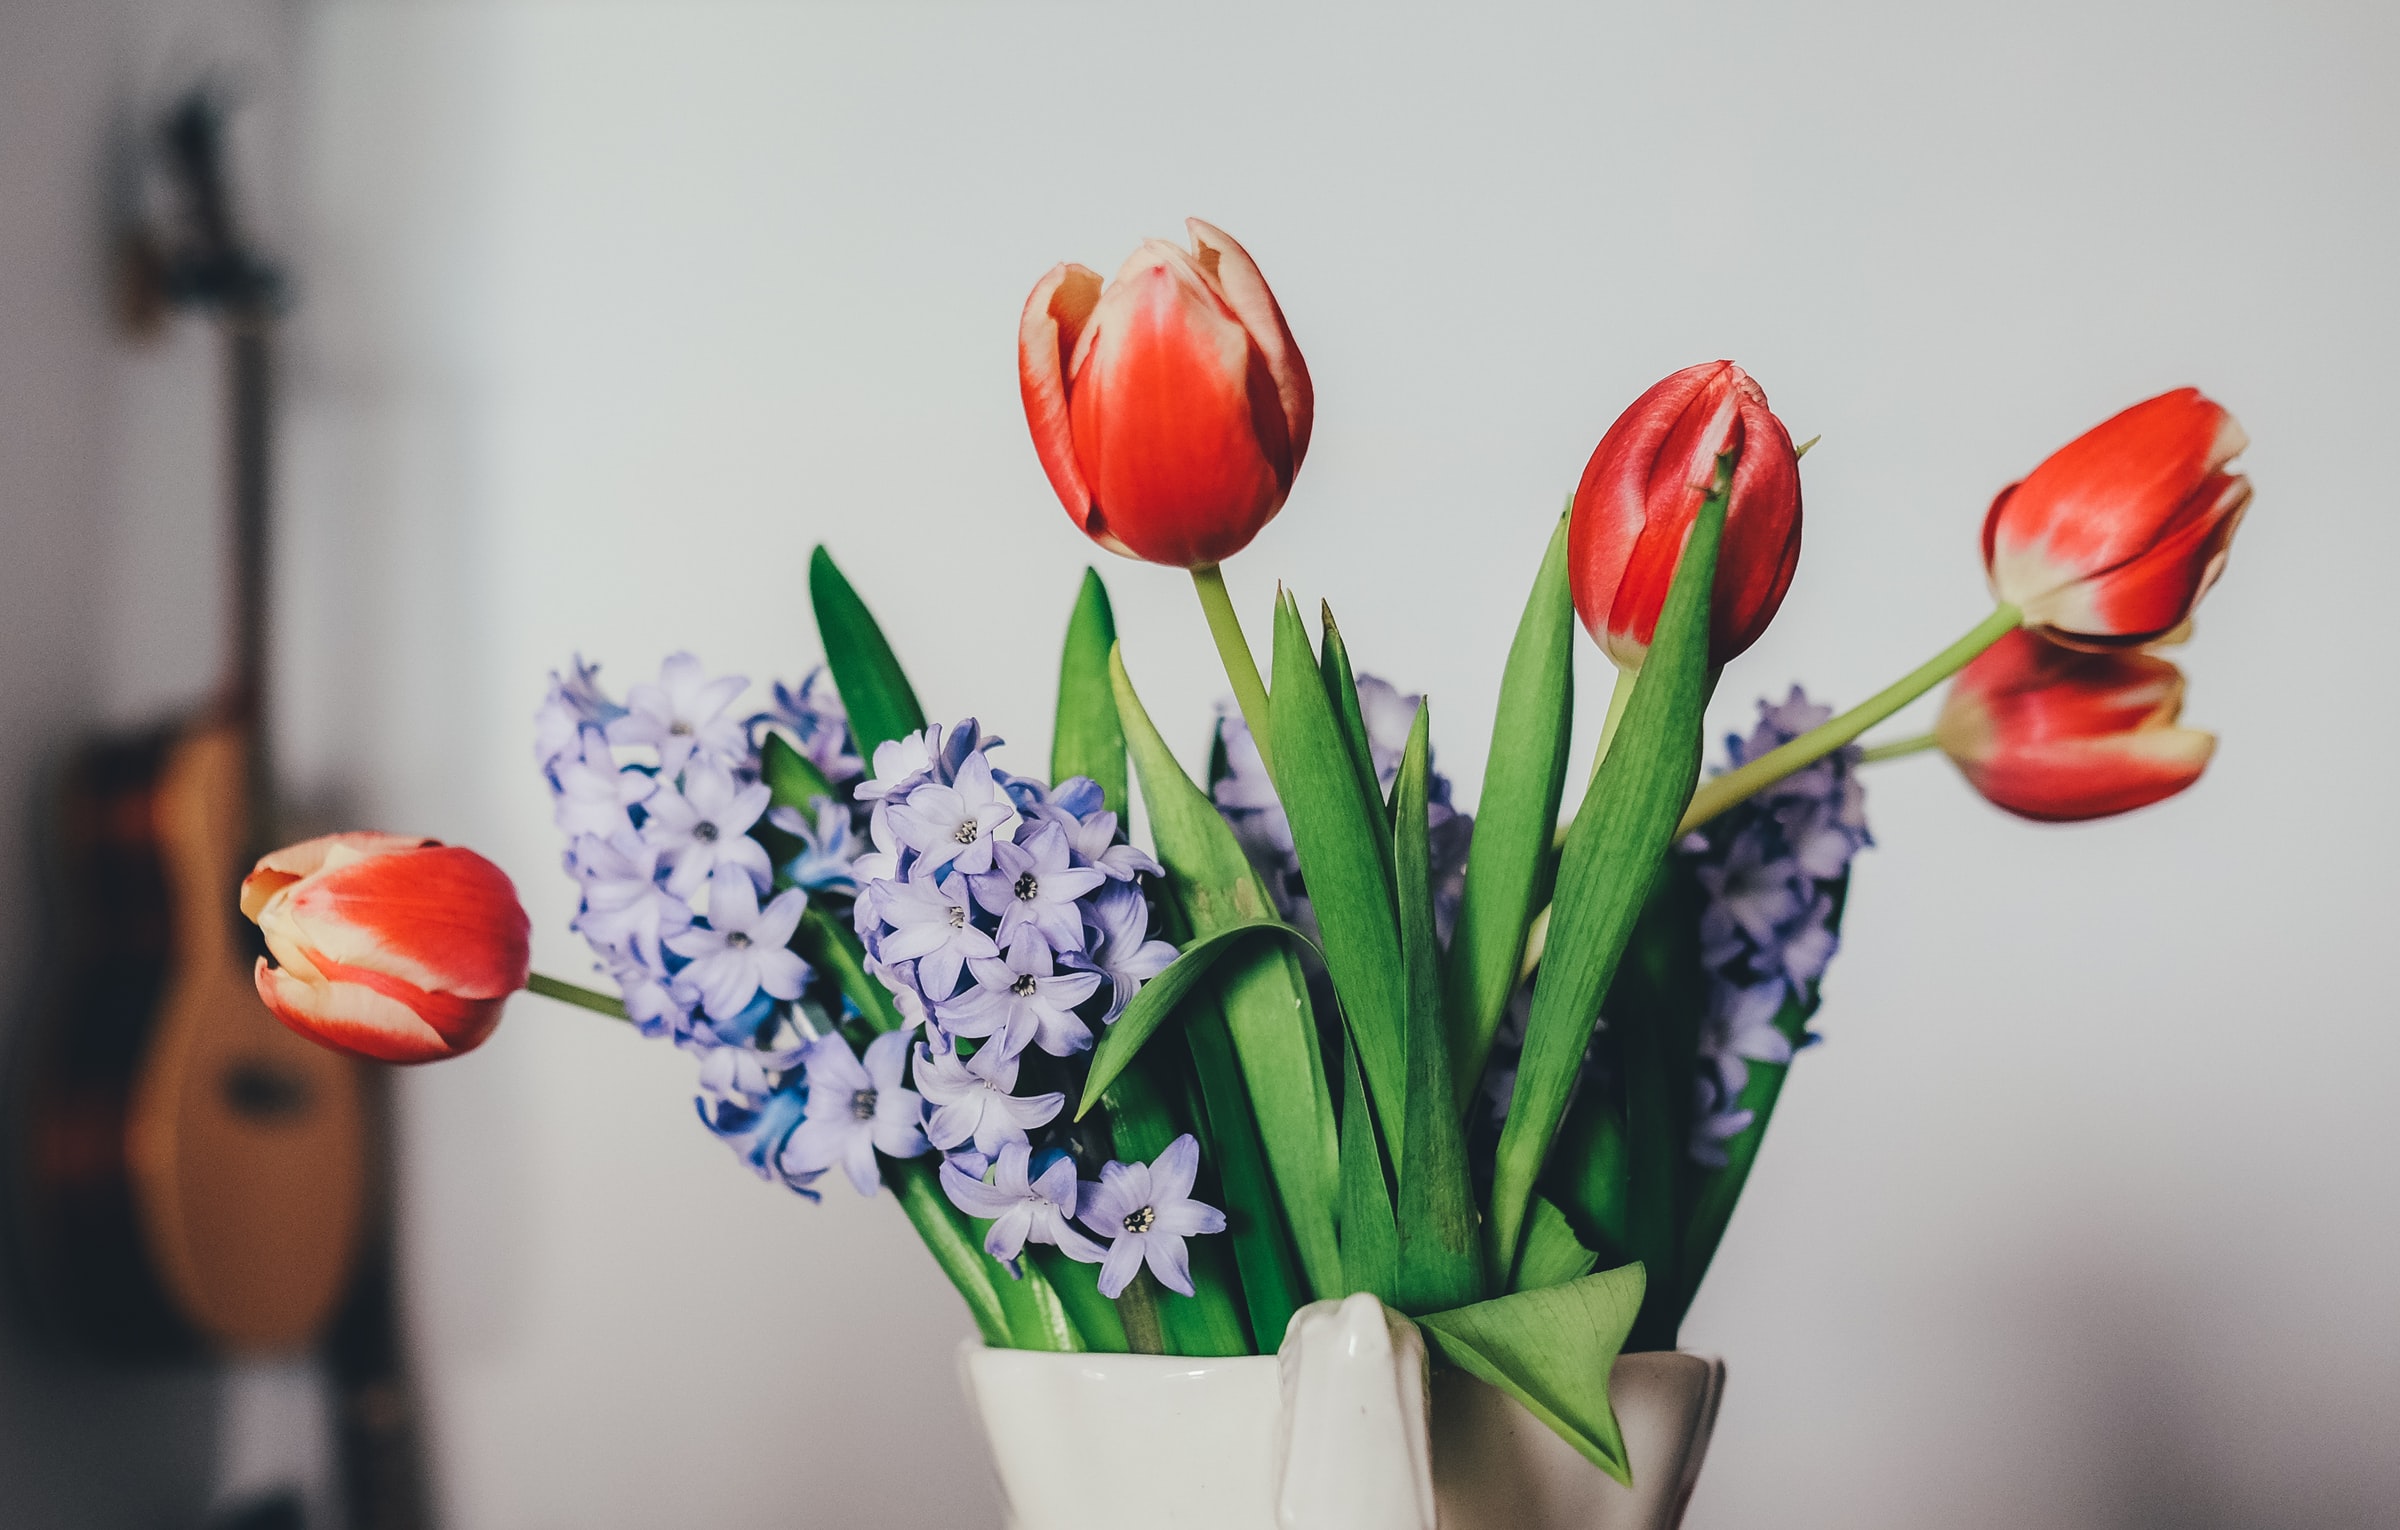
4, 2, 2394, 1526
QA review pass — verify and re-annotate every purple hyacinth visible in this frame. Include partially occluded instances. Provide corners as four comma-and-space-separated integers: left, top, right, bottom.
1078, 1135, 1226, 1298
941, 1143, 1107, 1266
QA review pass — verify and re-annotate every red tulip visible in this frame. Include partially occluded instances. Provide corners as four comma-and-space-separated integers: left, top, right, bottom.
1982, 388, 2251, 647
1018, 219, 1313, 569
1934, 628, 2214, 822
240, 832, 531, 1064
1568, 361, 1803, 672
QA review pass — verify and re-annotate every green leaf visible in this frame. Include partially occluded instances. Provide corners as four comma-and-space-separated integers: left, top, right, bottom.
883, 1158, 1013, 1348
1053, 568, 1129, 820
1075, 919, 1307, 1118
1337, 1031, 1399, 1303
1608, 863, 1710, 1351
1542, 1066, 1630, 1271
1445, 510, 1577, 1101
808, 546, 926, 757
1318, 604, 1395, 883
1515, 1196, 1601, 1292
1418, 1264, 1647, 1484
1030, 1246, 1128, 1353
1268, 593, 1407, 1150
1101, 1056, 1252, 1357
761, 730, 837, 813
1486, 458, 1731, 1282
1393, 700, 1482, 1313
1184, 996, 1308, 1351
1111, 644, 1342, 1296
1677, 876, 1849, 1322
795, 904, 903, 1036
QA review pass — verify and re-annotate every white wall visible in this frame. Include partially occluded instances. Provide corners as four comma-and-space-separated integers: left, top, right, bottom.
284, 3, 2400, 1527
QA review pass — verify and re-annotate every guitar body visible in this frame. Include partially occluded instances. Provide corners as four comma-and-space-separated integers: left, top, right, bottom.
17, 718, 368, 1357
132, 721, 368, 1350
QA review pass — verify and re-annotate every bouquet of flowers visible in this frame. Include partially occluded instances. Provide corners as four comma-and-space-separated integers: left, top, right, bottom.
238, 220, 2247, 1483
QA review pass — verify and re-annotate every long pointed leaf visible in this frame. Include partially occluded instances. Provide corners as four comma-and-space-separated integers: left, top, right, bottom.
1111, 645, 1342, 1295
1393, 701, 1482, 1312
1486, 460, 1730, 1281
1185, 999, 1307, 1350
1445, 511, 1577, 1101
808, 546, 926, 757
1053, 568, 1129, 820
1337, 1031, 1399, 1303
1075, 919, 1307, 1118
1268, 593, 1407, 1149
1418, 1264, 1646, 1484
1319, 604, 1395, 884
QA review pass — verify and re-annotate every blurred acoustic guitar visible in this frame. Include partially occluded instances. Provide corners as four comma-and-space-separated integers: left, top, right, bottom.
8, 90, 428, 1529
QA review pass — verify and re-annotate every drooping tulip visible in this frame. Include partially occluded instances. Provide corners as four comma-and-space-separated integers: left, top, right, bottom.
1983, 388, 2251, 647
1568, 361, 1803, 672
1934, 628, 2214, 822
240, 832, 532, 1063
1018, 219, 1312, 569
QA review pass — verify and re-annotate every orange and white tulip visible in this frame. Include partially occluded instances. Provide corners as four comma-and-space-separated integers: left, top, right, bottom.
1935, 629, 2215, 822
240, 832, 531, 1064
1018, 219, 1312, 569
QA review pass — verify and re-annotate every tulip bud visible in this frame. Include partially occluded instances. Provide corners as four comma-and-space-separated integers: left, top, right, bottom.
1568, 361, 1803, 672
1934, 628, 2214, 822
1983, 387, 2251, 648
240, 832, 531, 1063
1018, 218, 1313, 569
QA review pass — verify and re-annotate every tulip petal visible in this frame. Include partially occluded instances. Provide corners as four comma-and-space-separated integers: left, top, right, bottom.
286, 844, 532, 1001
240, 830, 435, 920
255, 956, 474, 1065
1184, 218, 1313, 470
1018, 262, 1115, 549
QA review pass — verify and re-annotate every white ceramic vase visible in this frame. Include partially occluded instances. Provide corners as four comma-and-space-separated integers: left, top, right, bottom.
958, 1293, 1725, 1530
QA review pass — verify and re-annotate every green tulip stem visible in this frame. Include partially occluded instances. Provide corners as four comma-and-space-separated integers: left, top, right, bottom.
525, 971, 631, 1021
1191, 563, 1274, 771
1676, 603, 2023, 835
1586, 664, 1641, 788
1859, 731, 1941, 763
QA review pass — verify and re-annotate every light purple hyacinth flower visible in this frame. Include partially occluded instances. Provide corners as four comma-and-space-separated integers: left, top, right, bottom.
608, 652, 751, 778
939, 934, 1102, 1068
569, 831, 690, 970
971, 823, 1106, 955
887, 752, 1019, 878
664, 870, 809, 1021
1078, 1135, 1226, 1298
783, 1031, 927, 1197
768, 797, 862, 896
941, 1143, 1107, 1266
1054, 807, 1164, 882
913, 1042, 1064, 1159
645, 759, 774, 897
1080, 881, 1178, 1021
876, 871, 1000, 1003
552, 729, 655, 841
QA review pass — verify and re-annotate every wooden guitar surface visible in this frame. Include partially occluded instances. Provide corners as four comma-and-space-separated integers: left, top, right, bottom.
125, 721, 367, 1352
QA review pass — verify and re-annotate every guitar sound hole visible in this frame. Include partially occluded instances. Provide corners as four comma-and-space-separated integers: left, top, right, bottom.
221, 1059, 314, 1124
